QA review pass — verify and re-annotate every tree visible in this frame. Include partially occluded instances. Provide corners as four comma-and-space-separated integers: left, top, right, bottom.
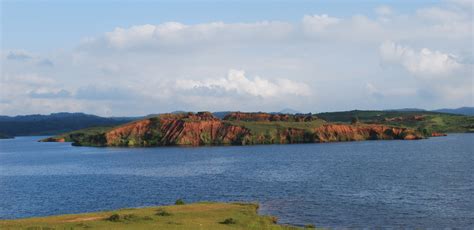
351, 116, 360, 124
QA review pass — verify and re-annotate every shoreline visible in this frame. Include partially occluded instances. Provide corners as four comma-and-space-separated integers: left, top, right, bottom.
0, 202, 308, 229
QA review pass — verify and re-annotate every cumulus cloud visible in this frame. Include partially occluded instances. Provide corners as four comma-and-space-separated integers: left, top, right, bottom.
82, 21, 293, 51
75, 86, 140, 100
5, 50, 54, 67
375, 6, 393, 16
366, 83, 417, 98
176, 69, 311, 98
302, 14, 341, 34
445, 0, 474, 7
29, 89, 71, 99
6, 50, 34, 61
379, 40, 462, 77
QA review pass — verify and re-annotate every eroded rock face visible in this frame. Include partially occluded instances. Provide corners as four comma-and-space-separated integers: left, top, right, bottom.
104, 112, 251, 146
312, 124, 421, 142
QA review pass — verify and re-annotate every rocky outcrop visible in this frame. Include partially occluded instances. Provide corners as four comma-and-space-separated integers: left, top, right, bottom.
41, 137, 65, 142
43, 112, 424, 147
312, 124, 421, 142
431, 132, 447, 137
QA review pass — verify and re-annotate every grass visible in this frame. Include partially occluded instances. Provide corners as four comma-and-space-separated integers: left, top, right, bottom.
317, 110, 474, 133
376, 114, 474, 133
225, 120, 326, 133
0, 202, 304, 230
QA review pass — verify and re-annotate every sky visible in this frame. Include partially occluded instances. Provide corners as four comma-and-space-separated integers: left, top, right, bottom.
1, 0, 473, 116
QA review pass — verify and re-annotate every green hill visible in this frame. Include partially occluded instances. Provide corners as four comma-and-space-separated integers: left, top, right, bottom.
316, 110, 474, 133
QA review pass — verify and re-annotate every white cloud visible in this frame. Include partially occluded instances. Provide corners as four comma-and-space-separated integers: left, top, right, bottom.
29, 89, 71, 99
4, 50, 54, 67
302, 14, 341, 34
176, 69, 311, 98
444, 0, 474, 7
83, 21, 293, 51
375, 6, 393, 16
379, 40, 462, 77
417, 7, 464, 22
6, 50, 34, 61
366, 83, 417, 98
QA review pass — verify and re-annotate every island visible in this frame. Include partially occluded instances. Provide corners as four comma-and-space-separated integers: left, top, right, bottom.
40, 111, 436, 147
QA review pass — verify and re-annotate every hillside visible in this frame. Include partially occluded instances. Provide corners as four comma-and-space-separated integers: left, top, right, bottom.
0, 113, 136, 137
316, 110, 473, 133
42, 112, 425, 147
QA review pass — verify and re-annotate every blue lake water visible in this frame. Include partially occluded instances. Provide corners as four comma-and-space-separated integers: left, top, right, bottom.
0, 134, 473, 228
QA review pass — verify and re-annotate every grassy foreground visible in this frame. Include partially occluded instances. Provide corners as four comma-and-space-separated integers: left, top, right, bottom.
0, 202, 308, 230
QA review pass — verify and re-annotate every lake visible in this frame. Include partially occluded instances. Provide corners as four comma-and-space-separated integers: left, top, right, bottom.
0, 134, 473, 228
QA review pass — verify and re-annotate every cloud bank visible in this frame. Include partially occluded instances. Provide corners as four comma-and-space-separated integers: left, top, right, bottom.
1, 0, 472, 116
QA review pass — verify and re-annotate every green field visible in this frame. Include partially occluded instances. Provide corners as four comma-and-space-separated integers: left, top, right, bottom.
0, 202, 312, 230
317, 110, 474, 133
225, 120, 327, 133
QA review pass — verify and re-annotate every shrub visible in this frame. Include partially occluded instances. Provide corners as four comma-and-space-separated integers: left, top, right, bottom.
156, 209, 172, 216
122, 214, 138, 220
305, 224, 316, 229
220, 218, 237, 225
107, 214, 120, 222
351, 116, 360, 124
175, 199, 185, 205
75, 223, 91, 228
270, 216, 278, 224
142, 216, 153, 221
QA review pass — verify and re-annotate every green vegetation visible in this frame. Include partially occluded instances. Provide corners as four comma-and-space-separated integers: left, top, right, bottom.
106, 213, 121, 222
224, 120, 326, 145
44, 126, 116, 147
317, 110, 474, 133
0, 202, 303, 230
225, 120, 326, 133
175, 199, 185, 205
156, 209, 172, 216
220, 217, 237, 224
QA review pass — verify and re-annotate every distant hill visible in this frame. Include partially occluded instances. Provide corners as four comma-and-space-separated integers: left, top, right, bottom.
212, 111, 232, 119
385, 107, 474, 116
0, 113, 136, 137
386, 108, 426, 112
432, 107, 474, 116
278, 108, 301, 114
212, 109, 303, 119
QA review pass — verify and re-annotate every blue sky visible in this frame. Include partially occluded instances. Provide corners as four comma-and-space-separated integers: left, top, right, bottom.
3, 0, 440, 51
1, 0, 473, 116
